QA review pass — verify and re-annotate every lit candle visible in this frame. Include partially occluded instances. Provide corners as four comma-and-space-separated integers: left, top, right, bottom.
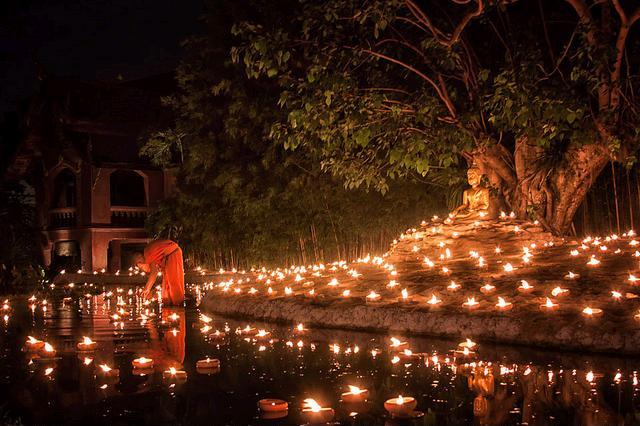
163, 366, 187, 382
540, 298, 558, 311
196, 357, 221, 373
258, 398, 288, 414
25, 336, 45, 351
518, 280, 534, 292
384, 395, 417, 418
366, 291, 381, 302
255, 329, 271, 339
301, 399, 334, 424
40, 342, 57, 358
447, 281, 460, 291
427, 294, 441, 306
132, 357, 154, 369
480, 284, 495, 294
564, 271, 580, 280
582, 306, 603, 317
341, 385, 370, 403
389, 337, 408, 349
495, 297, 512, 310
551, 287, 569, 297
463, 297, 479, 309
77, 336, 97, 352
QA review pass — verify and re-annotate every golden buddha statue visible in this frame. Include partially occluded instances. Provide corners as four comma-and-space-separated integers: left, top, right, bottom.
451, 165, 490, 219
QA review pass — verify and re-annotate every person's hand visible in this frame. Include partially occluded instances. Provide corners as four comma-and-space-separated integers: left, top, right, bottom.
141, 287, 151, 300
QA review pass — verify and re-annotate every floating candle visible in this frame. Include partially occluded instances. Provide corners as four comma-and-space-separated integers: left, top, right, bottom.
258, 398, 288, 413
366, 291, 381, 301
77, 336, 97, 352
341, 385, 370, 403
564, 271, 580, 280
480, 284, 495, 294
427, 294, 441, 305
447, 281, 460, 291
40, 342, 56, 358
132, 357, 154, 369
540, 298, 558, 310
551, 287, 569, 297
518, 280, 534, 292
196, 357, 221, 373
587, 256, 600, 266
458, 339, 477, 350
25, 336, 45, 351
301, 399, 334, 424
163, 366, 187, 382
384, 395, 417, 418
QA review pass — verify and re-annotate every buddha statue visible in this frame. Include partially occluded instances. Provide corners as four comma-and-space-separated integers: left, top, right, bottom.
451, 165, 490, 219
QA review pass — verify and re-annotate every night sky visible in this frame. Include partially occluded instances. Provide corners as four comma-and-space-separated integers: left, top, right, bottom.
0, 0, 203, 118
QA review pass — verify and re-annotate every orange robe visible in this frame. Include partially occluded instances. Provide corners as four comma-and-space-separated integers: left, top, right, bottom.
144, 240, 185, 305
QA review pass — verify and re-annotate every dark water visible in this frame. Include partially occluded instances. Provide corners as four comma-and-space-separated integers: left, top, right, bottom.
2, 286, 640, 426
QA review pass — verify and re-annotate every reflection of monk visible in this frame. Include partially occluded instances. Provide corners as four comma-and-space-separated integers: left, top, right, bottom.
135, 240, 185, 305
452, 166, 490, 219
146, 307, 186, 368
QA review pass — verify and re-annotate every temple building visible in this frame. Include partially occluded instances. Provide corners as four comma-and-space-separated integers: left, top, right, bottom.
4, 74, 176, 273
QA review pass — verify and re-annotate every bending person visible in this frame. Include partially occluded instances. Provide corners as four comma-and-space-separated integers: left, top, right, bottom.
135, 239, 185, 305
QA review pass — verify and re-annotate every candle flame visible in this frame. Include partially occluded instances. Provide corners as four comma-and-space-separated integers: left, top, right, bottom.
347, 385, 364, 394
303, 398, 322, 412
99, 364, 112, 372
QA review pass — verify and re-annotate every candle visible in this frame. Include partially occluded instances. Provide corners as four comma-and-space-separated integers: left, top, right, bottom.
582, 306, 603, 317
366, 291, 381, 302
447, 281, 460, 291
389, 337, 408, 350
503, 263, 515, 272
458, 338, 477, 350
258, 398, 288, 413
495, 297, 513, 310
77, 336, 97, 352
564, 271, 579, 280
239, 325, 257, 336
427, 294, 441, 305
301, 399, 335, 424
463, 297, 479, 309
341, 385, 370, 403
544, 284, 567, 296
163, 366, 188, 382
294, 323, 305, 333
40, 342, 57, 358
255, 329, 271, 339
480, 284, 495, 294
209, 330, 226, 340
518, 280, 534, 292
587, 256, 600, 266
25, 336, 45, 352
132, 357, 154, 369
196, 357, 221, 374
540, 297, 558, 311
97, 364, 120, 383
629, 274, 638, 284
384, 395, 417, 418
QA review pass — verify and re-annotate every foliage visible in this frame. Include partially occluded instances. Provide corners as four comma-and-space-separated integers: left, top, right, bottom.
0, 182, 43, 293
141, 0, 448, 267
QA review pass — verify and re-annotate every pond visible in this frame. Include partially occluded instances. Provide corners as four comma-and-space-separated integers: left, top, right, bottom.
1, 286, 640, 425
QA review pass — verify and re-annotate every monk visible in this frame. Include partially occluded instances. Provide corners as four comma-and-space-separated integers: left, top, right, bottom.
135, 240, 185, 305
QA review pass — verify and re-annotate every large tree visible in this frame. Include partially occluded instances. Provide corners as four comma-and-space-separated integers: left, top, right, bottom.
232, 0, 640, 234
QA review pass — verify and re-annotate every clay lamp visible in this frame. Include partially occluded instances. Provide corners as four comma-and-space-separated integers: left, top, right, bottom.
564, 271, 580, 280
502, 263, 515, 273
582, 306, 603, 317
132, 357, 154, 370
25, 336, 45, 352
480, 284, 495, 294
495, 297, 513, 311
196, 357, 221, 374
570, 249, 580, 256
463, 297, 479, 310
301, 399, 334, 424
458, 338, 477, 351
629, 274, 639, 284
248, 287, 258, 295
200, 325, 212, 334
40, 342, 57, 358
540, 298, 558, 311
518, 280, 534, 293
427, 294, 441, 306
258, 398, 288, 419
447, 281, 460, 291
551, 287, 569, 297
341, 385, 369, 403
384, 395, 417, 418
200, 313, 213, 324
328, 278, 339, 287
77, 336, 97, 352
163, 366, 187, 383
611, 290, 623, 300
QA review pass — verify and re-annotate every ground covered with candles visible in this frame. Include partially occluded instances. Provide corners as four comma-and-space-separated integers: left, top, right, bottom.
4, 293, 640, 425
203, 217, 640, 354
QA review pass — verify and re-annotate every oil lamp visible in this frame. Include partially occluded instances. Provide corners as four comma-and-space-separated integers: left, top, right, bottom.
366, 291, 381, 302
458, 338, 477, 350
255, 329, 271, 339
301, 399, 334, 424
447, 281, 460, 291
629, 274, 639, 284
384, 395, 417, 418
564, 271, 580, 280
587, 256, 600, 266
342, 290, 351, 297
551, 287, 569, 297
97, 364, 119, 382
427, 294, 441, 305
341, 385, 370, 403
480, 283, 495, 294
611, 290, 622, 299
163, 366, 187, 382
389, 337, 408, 349
258, 398, 288, 416
77, 336, 97, 352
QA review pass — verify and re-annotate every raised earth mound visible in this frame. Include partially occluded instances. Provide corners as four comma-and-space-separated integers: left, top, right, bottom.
202, 216, 640, 354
